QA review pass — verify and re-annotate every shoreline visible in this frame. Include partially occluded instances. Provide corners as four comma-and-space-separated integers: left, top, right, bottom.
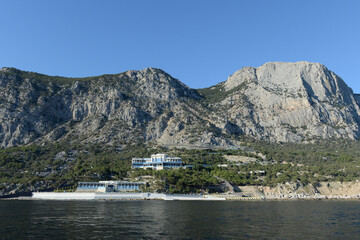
30, 192, 227, 201
2, 181, 360, 201
1, 192, 359, 201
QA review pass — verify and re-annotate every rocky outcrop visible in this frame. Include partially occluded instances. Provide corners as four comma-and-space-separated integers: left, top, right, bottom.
0, 62, 360, 147
354, 94, 360, 107
0, 67, 227, 148
262, 181, 360, 199
203, 62, 360, 142
233, 181, 360, 199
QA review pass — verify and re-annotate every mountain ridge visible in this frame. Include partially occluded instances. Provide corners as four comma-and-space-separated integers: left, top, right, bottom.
1, 62, 359, 148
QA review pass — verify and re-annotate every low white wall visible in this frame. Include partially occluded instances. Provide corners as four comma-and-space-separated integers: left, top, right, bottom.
164, 194, 225, 201
94, 193, 145, 200
32, 192, 96, 200
32, 192, 151, 200
31, 192, 226, 201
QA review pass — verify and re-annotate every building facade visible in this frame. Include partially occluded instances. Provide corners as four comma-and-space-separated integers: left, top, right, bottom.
76, 181, 145, 192
132, 153, 182, 170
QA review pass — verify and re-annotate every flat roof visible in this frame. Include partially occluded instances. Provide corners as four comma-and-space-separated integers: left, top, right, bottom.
79, 181, 145, 184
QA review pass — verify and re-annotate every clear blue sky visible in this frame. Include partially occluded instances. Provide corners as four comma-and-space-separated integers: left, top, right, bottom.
1, 0, 359, 92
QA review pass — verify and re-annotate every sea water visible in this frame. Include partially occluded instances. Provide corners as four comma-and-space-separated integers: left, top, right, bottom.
1, 200, 359, 239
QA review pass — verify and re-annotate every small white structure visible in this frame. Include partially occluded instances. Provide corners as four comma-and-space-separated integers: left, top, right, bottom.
132, 153, 182, 170
76, 181, 145, 192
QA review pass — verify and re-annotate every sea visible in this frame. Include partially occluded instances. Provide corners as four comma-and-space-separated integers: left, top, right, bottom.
0, 200, 359, 239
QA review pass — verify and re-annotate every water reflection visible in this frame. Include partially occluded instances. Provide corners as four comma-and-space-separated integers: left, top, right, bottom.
0, 200, 359, 239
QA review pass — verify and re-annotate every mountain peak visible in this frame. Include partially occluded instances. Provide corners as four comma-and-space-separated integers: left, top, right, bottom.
0, 62, 359, 147
218, 61, 360, 142
224, 61, 331, 92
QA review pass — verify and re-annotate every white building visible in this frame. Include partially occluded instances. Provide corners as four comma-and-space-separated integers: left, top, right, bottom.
132, 153, 182, 170
76, 181, 145, 192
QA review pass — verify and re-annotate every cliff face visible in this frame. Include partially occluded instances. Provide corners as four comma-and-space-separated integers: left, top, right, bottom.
0, 62, 359, 148
201, 62, 360, 142
0, 67, 208, 147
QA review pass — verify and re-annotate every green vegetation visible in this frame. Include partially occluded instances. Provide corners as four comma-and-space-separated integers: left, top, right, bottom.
0, 142, 148, 192
197, 82, 247, 103
1, 138, 360, 195
247, 139, 360, 184
2, 67, 128, 85
131, 167, 219, 194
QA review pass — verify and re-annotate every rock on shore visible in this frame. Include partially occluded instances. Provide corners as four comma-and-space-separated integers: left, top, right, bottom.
237, 181, 360, 199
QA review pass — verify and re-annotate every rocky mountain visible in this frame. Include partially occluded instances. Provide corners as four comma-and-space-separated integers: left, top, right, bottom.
0, 61, 359, 148
0, 67, 211, 148
200, 62, 360, 142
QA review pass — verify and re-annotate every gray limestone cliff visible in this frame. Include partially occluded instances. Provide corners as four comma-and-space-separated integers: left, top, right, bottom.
0, 67, 205, 147
200, 62, 360, 142
0, 62, 359, 148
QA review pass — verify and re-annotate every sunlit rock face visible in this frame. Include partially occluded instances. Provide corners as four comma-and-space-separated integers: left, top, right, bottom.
0, 62, 359, 148
216, 62, 360, 142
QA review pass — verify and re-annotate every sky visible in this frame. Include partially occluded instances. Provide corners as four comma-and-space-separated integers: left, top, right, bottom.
0, 0, 359, 92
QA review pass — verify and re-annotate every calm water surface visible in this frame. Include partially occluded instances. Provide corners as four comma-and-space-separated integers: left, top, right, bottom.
1, 200, 359, 239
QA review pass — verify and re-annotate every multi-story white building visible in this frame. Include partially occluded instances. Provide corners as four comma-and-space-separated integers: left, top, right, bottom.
132, 153, 182, 170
